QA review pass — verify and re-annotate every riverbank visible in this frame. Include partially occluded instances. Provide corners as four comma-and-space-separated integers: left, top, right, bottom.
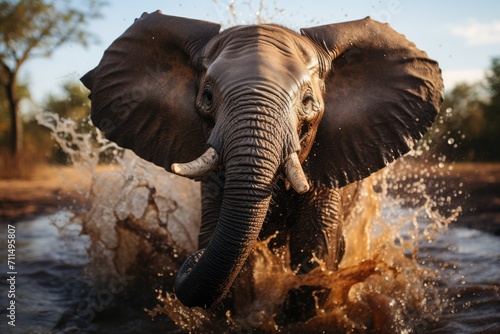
1, 162, 499, 233
0, 165, 93, 220
389, 161, 500, 234
439, 163, 500, 234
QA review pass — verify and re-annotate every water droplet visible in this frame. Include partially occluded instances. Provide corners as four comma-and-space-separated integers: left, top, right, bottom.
447, 138, 455, 145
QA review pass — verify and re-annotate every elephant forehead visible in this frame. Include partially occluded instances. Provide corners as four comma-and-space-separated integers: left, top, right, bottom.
206, 55, 310, 105
205, 24, 316, 70
205, 30, 316, 94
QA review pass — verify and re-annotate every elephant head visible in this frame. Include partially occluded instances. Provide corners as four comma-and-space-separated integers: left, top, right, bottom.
81, 11, 443, 308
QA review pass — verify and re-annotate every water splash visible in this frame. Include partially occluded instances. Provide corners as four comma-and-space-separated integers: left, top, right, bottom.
35, 111, 115, 171
36, 99, 462, 333
211, 0, 321, 29
36, 111, 201, 285
149, 161, 461, 333
33, 3, 465, 331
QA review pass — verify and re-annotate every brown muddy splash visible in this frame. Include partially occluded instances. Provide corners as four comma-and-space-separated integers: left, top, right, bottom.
36, 111, 463, 333
151, 167, 460, 333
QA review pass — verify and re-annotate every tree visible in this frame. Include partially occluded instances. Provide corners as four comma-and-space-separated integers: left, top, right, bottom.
435, 82, 486, 160
481, 57, 500, 160
42, 80, 93, 164
0, 0, 104, 157
432, 57, 500, 161
44, 81, 90, 121
486, 57, 500, 106
0, 77, 28, 148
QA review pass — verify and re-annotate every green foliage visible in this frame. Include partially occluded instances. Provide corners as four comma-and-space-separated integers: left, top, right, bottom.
0, 80, 90, 177
42, 80, 92, 164
0, 0, 105, 178
0, 0, 106, 158
0, 0, 104, 67
481, 58, 500, 160
433, 57, 500, 161
44, 81, 91, 121
486, 58, 500, 103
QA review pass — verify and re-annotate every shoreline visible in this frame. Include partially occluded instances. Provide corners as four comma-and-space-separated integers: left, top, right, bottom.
1, 162, 499, 234
0, 165, 93, 221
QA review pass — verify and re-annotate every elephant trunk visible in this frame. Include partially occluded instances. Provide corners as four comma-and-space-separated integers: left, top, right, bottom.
174, 111, 287, 308
174, 153, 276, 308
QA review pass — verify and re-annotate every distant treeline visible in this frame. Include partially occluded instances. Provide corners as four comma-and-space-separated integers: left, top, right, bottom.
428, 57, 500, 162
1, 60, 499, 177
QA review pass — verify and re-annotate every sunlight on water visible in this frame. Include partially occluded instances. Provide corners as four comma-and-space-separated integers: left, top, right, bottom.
150, 165, 462, 333
36, 107, 463, 333
32, 3, 467, 332
36, 112, 201, 284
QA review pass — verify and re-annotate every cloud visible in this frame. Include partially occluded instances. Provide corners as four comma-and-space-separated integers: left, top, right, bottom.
442, 69, 485, 90
449, 19, 500, 46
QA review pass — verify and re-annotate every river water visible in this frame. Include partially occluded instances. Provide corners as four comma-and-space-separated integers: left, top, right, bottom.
1, 156, 499, 333
2, 4, 500, 328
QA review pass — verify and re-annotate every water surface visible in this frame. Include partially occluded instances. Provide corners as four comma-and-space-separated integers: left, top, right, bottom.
1, 199, 498, 333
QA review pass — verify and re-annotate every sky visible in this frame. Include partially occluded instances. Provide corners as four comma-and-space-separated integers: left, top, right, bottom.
20, 0, 500, 105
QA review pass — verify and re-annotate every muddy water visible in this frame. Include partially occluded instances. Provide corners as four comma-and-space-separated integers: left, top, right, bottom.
3, 69, 499, 333
1, 142, 499, 333
1, 184, 499, 333
3, 4, 499, 333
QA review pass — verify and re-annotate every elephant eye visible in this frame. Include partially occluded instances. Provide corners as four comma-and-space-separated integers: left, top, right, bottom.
302, 95, 314, 114
198, 87, 215, 117
202, 88, 214, 105
302, 96, 313, 107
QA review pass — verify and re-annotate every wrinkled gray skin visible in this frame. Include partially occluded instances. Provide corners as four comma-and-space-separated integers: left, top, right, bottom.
81, 11, 443, 309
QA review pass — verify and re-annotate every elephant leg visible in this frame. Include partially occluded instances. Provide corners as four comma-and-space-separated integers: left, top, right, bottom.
290, 186, 344, 272
284, 187, 345, 322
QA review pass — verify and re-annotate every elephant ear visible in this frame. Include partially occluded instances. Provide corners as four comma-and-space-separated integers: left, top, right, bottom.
301, 17, 443, 188
81, 11, 220, 171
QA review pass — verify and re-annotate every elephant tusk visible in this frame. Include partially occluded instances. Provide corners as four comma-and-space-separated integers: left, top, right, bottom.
284, 152, 310, 194
171, 147, 220, 178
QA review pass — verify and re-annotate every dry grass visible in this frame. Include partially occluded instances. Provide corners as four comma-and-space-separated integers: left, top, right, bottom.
0, 164, 93, 219
0, 146, 48, 180
0, 161, 498, 233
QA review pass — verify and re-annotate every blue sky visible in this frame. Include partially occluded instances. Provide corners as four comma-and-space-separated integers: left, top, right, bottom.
21, 0, 500, 105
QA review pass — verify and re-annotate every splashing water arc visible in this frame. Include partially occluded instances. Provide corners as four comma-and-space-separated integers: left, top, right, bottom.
36, 102, 462, 333
33, 4, 468, 332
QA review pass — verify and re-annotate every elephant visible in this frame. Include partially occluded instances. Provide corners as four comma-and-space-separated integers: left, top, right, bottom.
81, 10, 443, 310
